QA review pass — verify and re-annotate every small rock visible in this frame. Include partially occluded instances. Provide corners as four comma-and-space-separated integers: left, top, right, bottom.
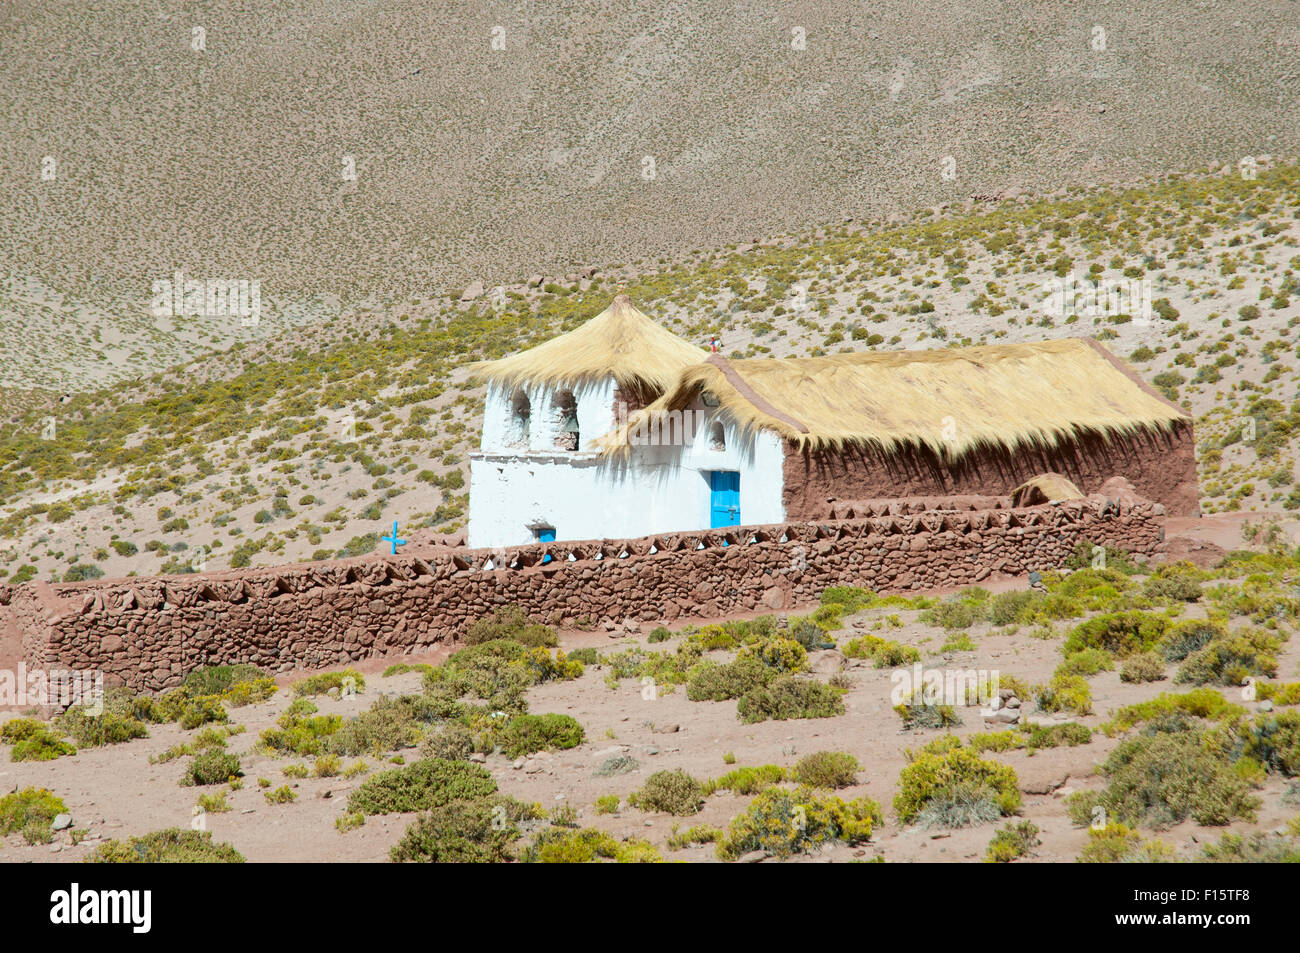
469, 752, 487, 763
655, 724, 680, 734
51, 813, 73, 831
1022, 774, 1069, 795
1005, 696, 1021, 709
1260, 700, 1274, 712
738, 850, 769, 863
512, 758, 526, 770
460, 280, 484, 302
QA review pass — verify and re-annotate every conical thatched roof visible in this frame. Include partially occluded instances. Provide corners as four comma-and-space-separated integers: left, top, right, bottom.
597, 337, 1190, 457
469, 295, 706, 395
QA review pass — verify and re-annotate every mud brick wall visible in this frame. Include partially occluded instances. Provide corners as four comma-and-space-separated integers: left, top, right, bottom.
6, 496, 1165, 694
783, 423, 1199, 519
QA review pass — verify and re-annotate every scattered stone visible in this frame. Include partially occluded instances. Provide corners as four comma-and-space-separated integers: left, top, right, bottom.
51, 814, 73, 831
738, 850, 768, 863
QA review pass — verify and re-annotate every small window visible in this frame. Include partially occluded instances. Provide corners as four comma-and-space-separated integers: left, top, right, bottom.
552, 390, 579, 450
507, 389, 531, 448
709, 421, 726, 451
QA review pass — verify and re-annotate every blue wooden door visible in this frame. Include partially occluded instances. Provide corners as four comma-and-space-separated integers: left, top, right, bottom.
709, 471, 740, 527
537, 527, 555, 563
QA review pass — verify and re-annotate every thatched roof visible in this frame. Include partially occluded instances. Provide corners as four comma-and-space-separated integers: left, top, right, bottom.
596, 337, 1190, 457
1011, 473, 1086, 507
468, 295, 706, 395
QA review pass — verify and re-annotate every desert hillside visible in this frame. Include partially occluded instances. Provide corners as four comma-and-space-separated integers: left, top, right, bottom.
2, 162, 1300, 586
1, 0, 1297, 389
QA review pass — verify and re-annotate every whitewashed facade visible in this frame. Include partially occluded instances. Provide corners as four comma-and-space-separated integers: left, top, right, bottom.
467, 376, 785, 548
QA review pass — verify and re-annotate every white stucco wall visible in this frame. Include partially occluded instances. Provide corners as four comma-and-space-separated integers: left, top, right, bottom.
468, 381, 786, 547
480, 378, 616, 454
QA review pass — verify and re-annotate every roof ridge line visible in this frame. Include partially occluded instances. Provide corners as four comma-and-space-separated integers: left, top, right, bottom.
705, 353, 810, 434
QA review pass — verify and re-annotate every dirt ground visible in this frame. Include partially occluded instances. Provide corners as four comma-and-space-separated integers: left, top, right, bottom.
2, 517, 1297, 864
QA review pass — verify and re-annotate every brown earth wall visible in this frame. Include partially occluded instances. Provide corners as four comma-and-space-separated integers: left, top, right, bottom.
2, 496, 1165, 694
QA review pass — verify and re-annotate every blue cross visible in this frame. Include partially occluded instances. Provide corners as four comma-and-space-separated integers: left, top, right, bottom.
381, 520, 407, 555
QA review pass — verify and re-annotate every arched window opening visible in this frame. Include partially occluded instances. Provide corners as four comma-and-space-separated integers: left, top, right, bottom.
507, 389, 531, 448
709, 420, 726, 452
553, 390, 579, 451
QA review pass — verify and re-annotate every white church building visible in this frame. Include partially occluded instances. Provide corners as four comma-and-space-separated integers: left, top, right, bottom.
466, 295, 785, 548
465, 295, 1198, 548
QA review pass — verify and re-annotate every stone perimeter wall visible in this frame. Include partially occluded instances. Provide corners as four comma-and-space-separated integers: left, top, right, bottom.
0, 495, 1165, 694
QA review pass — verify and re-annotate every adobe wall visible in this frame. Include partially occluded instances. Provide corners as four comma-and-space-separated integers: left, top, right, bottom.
6, 494, 1165, 694
782, 421, 1198, 520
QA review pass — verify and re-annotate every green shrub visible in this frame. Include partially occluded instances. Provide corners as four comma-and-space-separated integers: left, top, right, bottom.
1094, 731, 1259, 829
1120, 652, 1167, 684
1142, 565, 1204, 602
985, 820, 1040, 863
521, 827, 662, 863
1078, 823, 1176, 863
737, 677, 846, 724
421, 724, 474, 761
716, 786, 881, 860
686, 657, 770, 701
1159, 619, 1225, 661
323, 694, 435, 756
1103, 688, 1245, 735
182, 663, 268, 695
259, 700, 342, 756
1199, 831, 1300, 863
0, 787, 66, 842
920, 599, 983, 630
820, 586, 874, 613
1021, 721, 1092, 750
182, 751, 243, 786
1223, 710, 1300, 776
894, 747, 1021, 825
464, 605, 557, 647
1062, 611, 1169, 658
592, 754, 640, 777
53, 707, 149, 747
702, 764, 788, 796
1175, 630, 1280, 685
793, 751, 859, 789
737, 638, 807, 673
1035, 674, 1092, 715
1057, 648, 1114, 677
985, 590, 1044, 626
348, 758, 498, 815
872, 641, 922, 668
894, 698, 961, 731
264, 784, 297, 804
1, 718, 76, 761
391, 798, 523, 862
89, 828, 245, 863
630, 770, 705, 815
499, 713, 584, 758
594, 794, 620, 814
566, 647, 599, 665
293, 668, 366, 697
